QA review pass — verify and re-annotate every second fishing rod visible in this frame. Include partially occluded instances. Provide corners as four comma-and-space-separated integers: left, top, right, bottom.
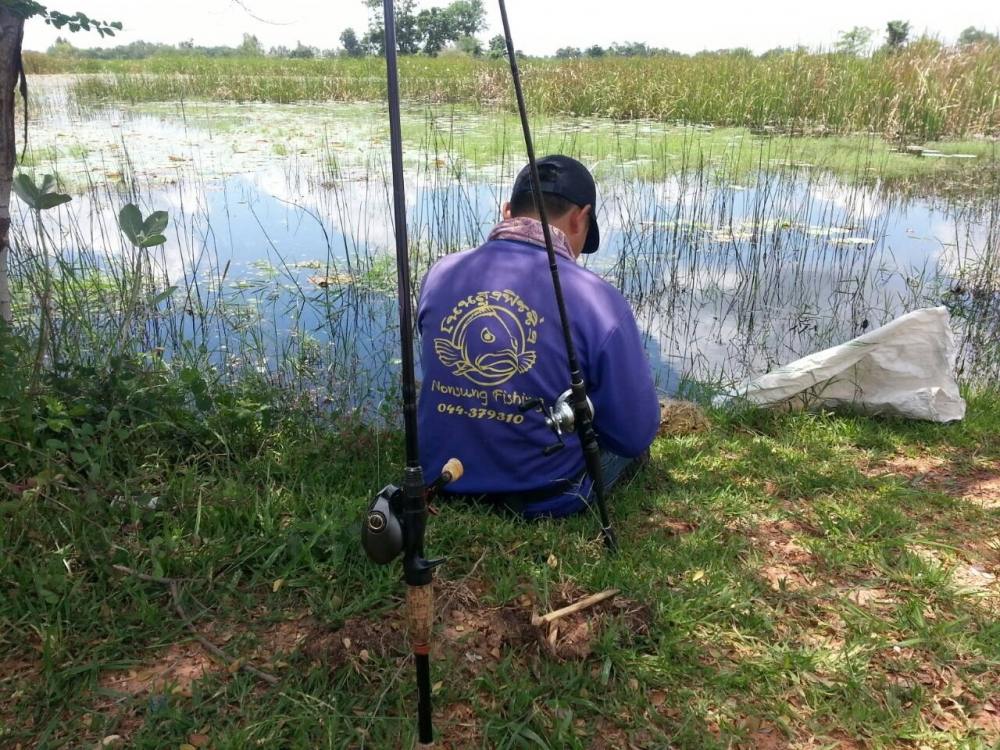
496, 0, 617, 552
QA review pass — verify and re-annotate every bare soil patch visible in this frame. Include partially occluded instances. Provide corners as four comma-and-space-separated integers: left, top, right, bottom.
437, 578, 651, 664
98, 641, 216, 697
868, 453, 1000, 512
867, 452, 949, 479
962, 472, 1000, 510
735, 722, 788, 749
434, 702, 483, 749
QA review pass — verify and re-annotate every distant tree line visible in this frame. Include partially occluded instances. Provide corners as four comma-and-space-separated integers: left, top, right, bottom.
46, 33, 338, 59
40, 4, 999, 62
832, 22, 998, 57
551, 41, 684, 59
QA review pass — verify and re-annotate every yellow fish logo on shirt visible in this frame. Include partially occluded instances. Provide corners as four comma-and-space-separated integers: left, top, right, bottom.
434, 290, 541, 386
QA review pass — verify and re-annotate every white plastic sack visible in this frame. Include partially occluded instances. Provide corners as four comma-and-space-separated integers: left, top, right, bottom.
726, 307, 966, 422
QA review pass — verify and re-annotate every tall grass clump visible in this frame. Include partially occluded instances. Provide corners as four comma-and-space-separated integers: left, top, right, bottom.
42, 42, 1000, 139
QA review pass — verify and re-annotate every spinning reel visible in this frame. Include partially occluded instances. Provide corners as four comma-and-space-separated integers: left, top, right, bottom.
520, 389, 595, 455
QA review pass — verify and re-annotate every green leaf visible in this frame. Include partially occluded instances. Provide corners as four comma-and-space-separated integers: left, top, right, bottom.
118, 203, 143, 246
143, 210, 169, 236
140, 234, 167, 248
13, 174, 40, 208
40, 174, 55, 193
149, 286, 177, 306
37, 192, 71, 210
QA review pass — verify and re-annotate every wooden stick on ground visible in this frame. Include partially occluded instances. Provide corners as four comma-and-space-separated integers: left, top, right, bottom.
113, 564, 279, 686
531, 588, 620, 628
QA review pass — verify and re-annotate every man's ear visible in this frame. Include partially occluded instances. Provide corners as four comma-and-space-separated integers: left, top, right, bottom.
501, 201, 512, 219
573, 204, 592, 234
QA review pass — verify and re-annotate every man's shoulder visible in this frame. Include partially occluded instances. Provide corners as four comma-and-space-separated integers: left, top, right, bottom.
420, 245, 482, 299
564, 263, 631, 315
426, 245, 480, 276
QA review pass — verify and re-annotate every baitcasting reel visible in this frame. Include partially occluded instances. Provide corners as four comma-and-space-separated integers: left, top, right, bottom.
362, 484, 406, 564
521, 389, 595, 455
361, 459, 464, 566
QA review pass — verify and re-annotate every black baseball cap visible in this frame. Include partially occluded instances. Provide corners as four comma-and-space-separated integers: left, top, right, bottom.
510, 155, 600, 254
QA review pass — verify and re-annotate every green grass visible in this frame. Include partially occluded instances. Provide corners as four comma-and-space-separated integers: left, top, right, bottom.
406, 107, 999, 186
2, 341, 998, 748
28, 41, 1000, 140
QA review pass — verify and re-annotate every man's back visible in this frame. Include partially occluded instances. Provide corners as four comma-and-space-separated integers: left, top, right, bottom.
417, 221, 659, 509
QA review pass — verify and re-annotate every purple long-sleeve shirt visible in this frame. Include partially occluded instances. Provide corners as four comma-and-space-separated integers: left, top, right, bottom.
417, 218, 658, 507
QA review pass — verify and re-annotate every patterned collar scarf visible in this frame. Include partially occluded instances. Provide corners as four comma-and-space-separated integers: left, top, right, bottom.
486, 217, 576, 261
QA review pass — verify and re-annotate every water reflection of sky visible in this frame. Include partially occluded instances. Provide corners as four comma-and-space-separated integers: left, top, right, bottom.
14, 87, 999, 398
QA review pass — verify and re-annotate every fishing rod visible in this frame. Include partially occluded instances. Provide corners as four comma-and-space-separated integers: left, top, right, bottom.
359, 1, 464, 746
497, 0, 617, 552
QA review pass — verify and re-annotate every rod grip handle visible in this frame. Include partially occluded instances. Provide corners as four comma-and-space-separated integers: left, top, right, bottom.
407, 583, 434, 654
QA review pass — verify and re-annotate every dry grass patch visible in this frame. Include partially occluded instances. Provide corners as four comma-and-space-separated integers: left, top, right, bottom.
908, 543, 999, 611
751, 518, 818, 592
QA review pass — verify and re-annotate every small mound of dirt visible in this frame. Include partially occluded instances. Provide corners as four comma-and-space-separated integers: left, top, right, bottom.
658, 398, 711, 437
434, 579, 539, 669
300, 614, 404, 670
645, 512, 698, 537
533, 583, 653, 661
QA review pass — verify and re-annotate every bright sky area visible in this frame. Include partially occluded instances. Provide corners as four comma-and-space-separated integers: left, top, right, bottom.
22, 0, 1000, 55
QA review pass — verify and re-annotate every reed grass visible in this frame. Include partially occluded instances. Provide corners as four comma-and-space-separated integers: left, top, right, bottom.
26, 41, 1000, 140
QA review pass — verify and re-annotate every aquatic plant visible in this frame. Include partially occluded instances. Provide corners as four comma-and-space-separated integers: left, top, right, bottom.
37, 43, 1000, 140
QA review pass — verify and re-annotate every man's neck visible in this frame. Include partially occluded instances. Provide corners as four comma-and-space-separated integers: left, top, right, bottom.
488, 216, 577, 261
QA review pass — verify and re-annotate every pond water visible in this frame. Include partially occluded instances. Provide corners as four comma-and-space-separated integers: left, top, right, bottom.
11, 80, 999, 407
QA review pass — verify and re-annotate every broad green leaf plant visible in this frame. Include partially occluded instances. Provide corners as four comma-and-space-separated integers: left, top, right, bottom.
115, 203, 170, 352
118, 203, 169, 249
12, 172, 70, 210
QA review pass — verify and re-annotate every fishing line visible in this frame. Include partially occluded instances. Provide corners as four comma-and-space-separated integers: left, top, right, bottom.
497, 0, 617, 551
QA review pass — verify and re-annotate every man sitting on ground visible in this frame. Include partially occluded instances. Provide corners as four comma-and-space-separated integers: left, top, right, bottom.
417, 155, 658, 518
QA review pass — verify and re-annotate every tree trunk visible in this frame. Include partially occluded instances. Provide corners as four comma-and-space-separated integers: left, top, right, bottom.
0, 9, 24, 325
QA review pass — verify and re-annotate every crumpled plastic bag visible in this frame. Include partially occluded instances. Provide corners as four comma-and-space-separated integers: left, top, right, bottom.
721, 307, 966, 422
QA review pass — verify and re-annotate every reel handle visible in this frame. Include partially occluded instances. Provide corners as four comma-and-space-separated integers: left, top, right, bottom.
519, 398, 544, 413
427, 458, 464, 496
440, 458, 464, 483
